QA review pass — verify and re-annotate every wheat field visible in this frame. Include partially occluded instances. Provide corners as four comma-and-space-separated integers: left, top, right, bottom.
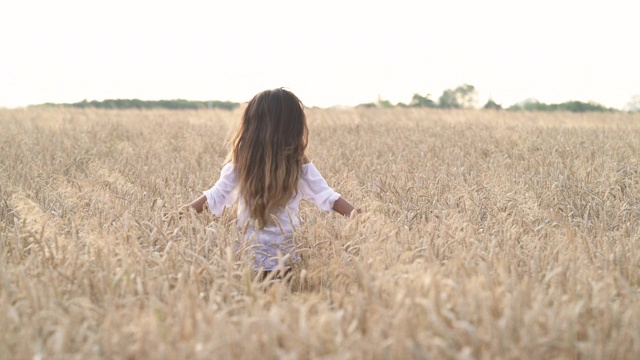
1, 107, 639, 359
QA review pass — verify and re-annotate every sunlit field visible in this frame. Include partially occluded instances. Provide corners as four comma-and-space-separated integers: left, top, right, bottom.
1, 107, 639, 359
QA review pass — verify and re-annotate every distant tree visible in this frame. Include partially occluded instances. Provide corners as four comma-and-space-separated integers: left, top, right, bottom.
35, 99, 240, 110
483, 98, 502, 110
75, 99, 90, 108
625, 95, 640, 112
409, 93, 437, 108
507, 98, 540, 111
376, 96, 394, 108
438, 84, 477, 109
507, 98, 612, 112
438, 89, 457, 108
557, 101, 611, 112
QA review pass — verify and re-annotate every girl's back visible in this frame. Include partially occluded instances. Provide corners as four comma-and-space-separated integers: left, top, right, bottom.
188, 88, 356, 272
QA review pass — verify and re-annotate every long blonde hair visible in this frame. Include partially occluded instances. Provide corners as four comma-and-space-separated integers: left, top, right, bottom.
230, 88, 308, 227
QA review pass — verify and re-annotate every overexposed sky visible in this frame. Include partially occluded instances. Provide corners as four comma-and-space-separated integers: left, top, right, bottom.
1, 0, 638, 109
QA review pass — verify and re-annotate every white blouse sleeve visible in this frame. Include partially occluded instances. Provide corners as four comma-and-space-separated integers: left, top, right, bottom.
203, 163, 239, 216
299, 163, 341, 212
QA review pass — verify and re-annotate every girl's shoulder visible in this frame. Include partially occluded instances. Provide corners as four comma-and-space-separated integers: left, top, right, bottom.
300, 162, 323, 179
219, 162, 238, 180
221, 162, 235, 172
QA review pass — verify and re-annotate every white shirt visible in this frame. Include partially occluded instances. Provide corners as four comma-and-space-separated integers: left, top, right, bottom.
203, 163, 340, 270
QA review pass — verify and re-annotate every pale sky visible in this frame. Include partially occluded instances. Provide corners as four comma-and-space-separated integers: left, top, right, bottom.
1, 0, 638, 109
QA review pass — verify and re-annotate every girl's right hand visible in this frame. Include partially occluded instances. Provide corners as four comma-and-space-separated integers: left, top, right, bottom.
349, 208, 362, 218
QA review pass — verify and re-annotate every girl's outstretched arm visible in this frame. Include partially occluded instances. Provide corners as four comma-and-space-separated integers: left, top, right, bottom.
333, 197, 358, 217
188, 195, 208, 213
186, 163, 238, 215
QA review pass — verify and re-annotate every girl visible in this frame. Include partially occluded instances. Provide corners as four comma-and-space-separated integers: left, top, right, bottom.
187, 88, 356, 276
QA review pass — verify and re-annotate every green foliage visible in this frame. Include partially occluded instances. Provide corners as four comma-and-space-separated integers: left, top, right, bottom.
356, 102, 377, 109
377, 97, 394, 109
438, 84, 477, 109
35, 99, 240, 110
483, 99, 502, 110
625, 95, 640, 112
356, 96, 395, 109
507, 99, 612, 112
438, 89, 458, 109
409, 94, 437, 108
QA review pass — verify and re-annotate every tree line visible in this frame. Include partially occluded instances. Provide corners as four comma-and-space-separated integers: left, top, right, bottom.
36, 99, 239, 110
360, 84, 622, 113
33, 87, 638, 112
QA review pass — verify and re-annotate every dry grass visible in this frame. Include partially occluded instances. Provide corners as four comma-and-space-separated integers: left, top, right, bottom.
1, 107, 639, 359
